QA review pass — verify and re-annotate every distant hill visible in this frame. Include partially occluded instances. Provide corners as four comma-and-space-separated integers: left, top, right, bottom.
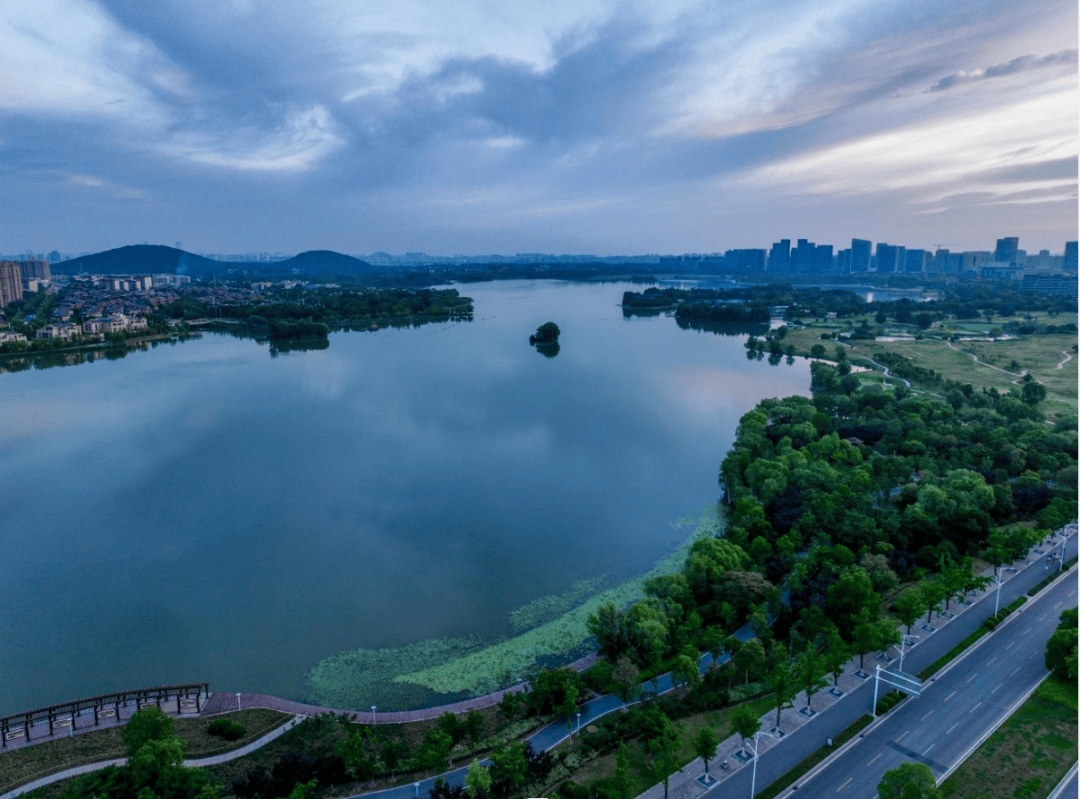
276, 250, 375, 272
54, 245, 220, 276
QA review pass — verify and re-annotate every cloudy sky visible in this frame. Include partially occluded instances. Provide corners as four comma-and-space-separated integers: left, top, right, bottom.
2, 0, 1076, 256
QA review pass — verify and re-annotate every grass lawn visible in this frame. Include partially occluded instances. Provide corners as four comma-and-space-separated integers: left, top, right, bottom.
939, 677, 1078, 799
545, 695, 775, 797
783, 313, 1077, 418
0, 709, 290, 795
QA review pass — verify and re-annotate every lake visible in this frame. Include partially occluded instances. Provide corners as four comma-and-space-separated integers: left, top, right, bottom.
0, 280, 812, 714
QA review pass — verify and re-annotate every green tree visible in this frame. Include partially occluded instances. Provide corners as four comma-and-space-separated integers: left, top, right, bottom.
822, 627, 849, 686
1045, 608, 1079, 681
588, 603, 633, 662
381, 740, 405, 779
827, 568, 879, 635
734, 638, 766, 684
609, 743, 633, 799
121, 705, 175, 757
730, 705, 761, 749
877, 762, 941, 799
693, 726, 720, 776
919, 581, 947, 624
795, 642, 828, 710
530, 322, 560, 344
610, 656, 641, 703
767, 646, 797, 727
643, 715, 682, 799
415, 729, 454, 771
527, 668, 581, 716
489, 741, 527, 788
465, 759, 491, 798
1021, 380, 1047, 406
672, 654, 702, 690
893, 589, 924, 636
338, 727, 377, 781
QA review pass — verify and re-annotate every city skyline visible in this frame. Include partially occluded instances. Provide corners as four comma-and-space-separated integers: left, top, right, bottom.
2, 0, 1076, 255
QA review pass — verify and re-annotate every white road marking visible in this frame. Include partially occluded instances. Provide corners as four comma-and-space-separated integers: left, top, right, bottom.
970, 702, 982, 713
987, 657, 997, 665
838, 777, 853, 792
920, 710, 934, 721
947, 722, 960, 734
944, 691, 956, 702
867, 753, 882, 767
897, 731, 909, 742
991, 683, 1002, 694
924, 744, 935, 755
1005, 642, 1015, 650
966, 674, 978, 684
1011, 666, 1022, 676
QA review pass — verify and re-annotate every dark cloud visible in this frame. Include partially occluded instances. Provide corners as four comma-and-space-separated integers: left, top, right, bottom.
930, 49, 1077, 91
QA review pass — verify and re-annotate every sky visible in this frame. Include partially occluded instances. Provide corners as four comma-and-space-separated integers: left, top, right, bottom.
1, 0, 1077, 256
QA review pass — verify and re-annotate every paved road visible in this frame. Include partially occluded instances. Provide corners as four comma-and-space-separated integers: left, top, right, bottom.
761, 565, 1078, 799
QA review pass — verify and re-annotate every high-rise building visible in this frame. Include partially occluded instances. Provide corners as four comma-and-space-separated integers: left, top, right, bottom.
813, 244, 834, 273
768, 239, 791, 272
875, 243, 906, 273
1064, 241, 1078, 272
905, 249, 927, 273
850, 239, 871, 272
794, 239, 815, 272
994, 237, 1019, 264
21, 259, 50, 281
0, 262, 24, 306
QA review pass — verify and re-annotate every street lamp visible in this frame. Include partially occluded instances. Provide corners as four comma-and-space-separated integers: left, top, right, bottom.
576, 712, 581, 737
371, 705, 377, 726
1060, 532, 1067, 572
236, 693, 241, 712
898, 635, 918, 673
993, 575, 1002, 615
749, 730, 776, 799
414, 782, 420, 798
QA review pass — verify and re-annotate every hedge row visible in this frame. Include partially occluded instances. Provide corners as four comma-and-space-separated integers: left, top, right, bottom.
875, 690, 907, 716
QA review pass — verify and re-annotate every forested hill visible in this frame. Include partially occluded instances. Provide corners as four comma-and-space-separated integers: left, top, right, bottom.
275, 250, 375, 272
53, 245, 219, 276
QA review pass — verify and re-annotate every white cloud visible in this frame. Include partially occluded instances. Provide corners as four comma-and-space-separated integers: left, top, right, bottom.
164, 106, 344, 172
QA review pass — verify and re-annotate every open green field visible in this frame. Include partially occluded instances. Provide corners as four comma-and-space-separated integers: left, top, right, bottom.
784, 310, 1078, 418
0, 709, 291, 796
939, 677, 1078, 799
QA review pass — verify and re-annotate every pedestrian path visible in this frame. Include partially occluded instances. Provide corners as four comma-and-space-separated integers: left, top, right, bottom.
0, 716, 304, 799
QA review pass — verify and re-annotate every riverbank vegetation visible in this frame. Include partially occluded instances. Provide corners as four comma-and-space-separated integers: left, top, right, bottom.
306, 509, 721, 709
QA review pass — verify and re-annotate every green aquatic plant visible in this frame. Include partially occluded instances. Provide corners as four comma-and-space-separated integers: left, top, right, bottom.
306, 506, 725, 708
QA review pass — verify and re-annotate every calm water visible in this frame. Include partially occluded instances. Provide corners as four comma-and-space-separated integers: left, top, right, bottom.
0, 280, 811, 714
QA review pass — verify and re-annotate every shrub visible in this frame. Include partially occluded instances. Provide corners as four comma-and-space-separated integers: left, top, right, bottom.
208, 718, 246, 741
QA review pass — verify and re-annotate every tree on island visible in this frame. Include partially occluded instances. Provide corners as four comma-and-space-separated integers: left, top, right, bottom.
530, 322, 560, 344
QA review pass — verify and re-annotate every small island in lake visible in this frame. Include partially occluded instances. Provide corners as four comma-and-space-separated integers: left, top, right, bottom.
529, 321, 561, 357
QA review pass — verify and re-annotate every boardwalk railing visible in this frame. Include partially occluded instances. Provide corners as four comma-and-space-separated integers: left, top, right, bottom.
1, 683, 209, 747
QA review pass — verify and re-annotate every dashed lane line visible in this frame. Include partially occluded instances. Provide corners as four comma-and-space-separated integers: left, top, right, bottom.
946, 722, 960, 734
1011, 666, 1023, 676
965, 674, 978, 684
970, 702, 982, 714
944, 691, 956, 703
991, 683, 1002, 694
920, 710, 934, 721
867, 753, 882, 767
837, 777, 853, 792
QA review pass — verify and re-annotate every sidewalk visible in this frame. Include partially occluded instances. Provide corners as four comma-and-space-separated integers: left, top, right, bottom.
633, 522, 1078, 799
0, 716, 305, 799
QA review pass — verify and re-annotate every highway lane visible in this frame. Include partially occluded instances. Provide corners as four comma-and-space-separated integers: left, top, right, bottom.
768, 566, 1078, 798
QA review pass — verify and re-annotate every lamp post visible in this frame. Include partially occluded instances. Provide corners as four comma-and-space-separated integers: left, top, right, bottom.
236, 693, 241, 713
414, 783, 420, 798
749, 730, 775, 799
1060, 532, 1067, 572
576, 712, 581, 737
993, 575, 1002, 615
371, 706, 377, 726
898, 635, 917, 673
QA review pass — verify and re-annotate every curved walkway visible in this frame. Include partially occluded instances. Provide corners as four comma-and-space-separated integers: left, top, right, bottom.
0, 716, 305, 799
